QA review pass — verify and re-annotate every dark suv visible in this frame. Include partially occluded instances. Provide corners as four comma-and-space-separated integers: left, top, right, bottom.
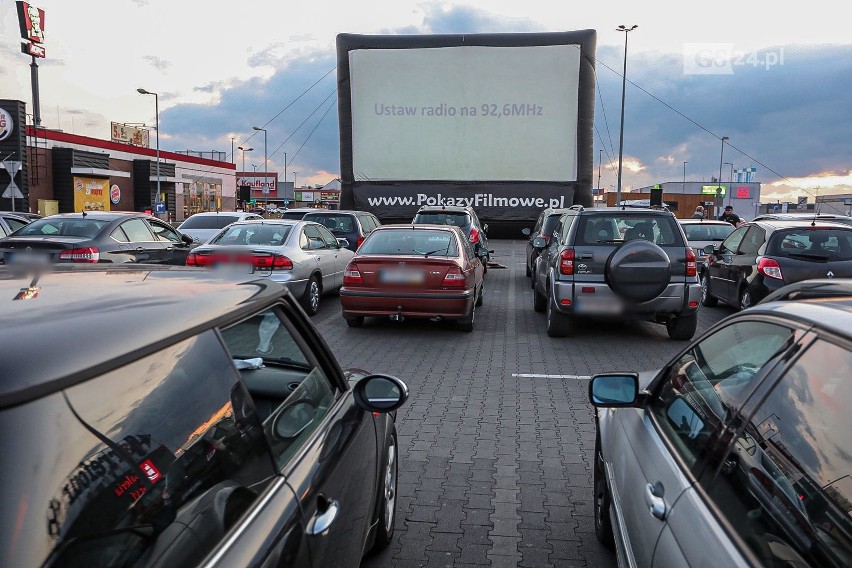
522, 207, 575, 278
302, 209, 381, 251
412, 205, 490, 270
0, 265, 408, 567
531, 206, 701, 339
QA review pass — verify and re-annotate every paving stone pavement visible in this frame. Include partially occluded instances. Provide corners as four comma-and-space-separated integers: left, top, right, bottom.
309, 239, 732, 567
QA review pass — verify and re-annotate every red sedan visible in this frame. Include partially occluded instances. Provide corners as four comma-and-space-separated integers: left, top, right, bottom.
339, 225, 485, 331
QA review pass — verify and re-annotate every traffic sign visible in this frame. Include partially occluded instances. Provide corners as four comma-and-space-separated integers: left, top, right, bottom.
2, 160, 23, 199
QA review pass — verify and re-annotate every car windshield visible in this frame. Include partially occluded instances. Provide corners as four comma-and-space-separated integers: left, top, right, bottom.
178, 215, 240, 229
209, 224, 292, 246
412, 212, 471, 230
767, 228, 852, 260
359, 229, 459, 256
682, 223, 735, 241
575, 215, 683, 246
304, 214, 355, 233
15, 218, 108, 238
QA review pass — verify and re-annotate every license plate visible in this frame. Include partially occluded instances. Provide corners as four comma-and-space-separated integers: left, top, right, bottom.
575, 297, 624, 315
213, 262, 255, 275
380, 268, 425, 284
6, 251, 52, 266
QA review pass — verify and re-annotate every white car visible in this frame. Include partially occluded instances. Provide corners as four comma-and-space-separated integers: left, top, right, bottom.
177, 211, 264, 244
677, 218, 735, 263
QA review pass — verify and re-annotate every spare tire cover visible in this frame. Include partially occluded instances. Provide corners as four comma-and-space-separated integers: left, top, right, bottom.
605, 240, 672, 303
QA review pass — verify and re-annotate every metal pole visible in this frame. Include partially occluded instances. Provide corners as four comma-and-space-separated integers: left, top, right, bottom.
717, 136, 728, 216
726, 162, 734, 206
597, 149, 602, 196
616, 25, 637, 206
155, 93, 160, 213
30, 56, 41, 126
682, 161, 687, 193
263, 130, 267, 208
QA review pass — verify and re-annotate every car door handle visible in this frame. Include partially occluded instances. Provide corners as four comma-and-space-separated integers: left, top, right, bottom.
579, 252, 594, 259
306, 495, 339, 536
644, 482, 667, 520
135, 247, 144, 252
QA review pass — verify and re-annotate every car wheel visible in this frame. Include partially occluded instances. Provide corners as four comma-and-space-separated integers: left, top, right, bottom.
546, 293, 571, 337
458, 301, 475, 332
371, 427, 398, 552
739, 287, 753, 311
525, 261, 532, 277
666, 313, 698, 340
700, 272, 718, 307
475, 282, 484, 307
345, 316, 364, 328
301, 275, 321, 316
594, 437, 615, 549
533, 282, 547, 312
482, 256, 488, 275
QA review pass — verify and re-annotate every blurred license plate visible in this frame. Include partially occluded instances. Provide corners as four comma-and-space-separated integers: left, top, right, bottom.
214, 262, 255, 274
380, 268, 424, 284
7, 251, 52, 265
575, 297, 623, 315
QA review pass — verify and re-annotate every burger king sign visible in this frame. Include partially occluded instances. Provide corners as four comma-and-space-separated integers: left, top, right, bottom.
0, 108, 13, 142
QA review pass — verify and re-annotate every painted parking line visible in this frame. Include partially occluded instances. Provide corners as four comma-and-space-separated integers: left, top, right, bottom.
511, 373, 592, 380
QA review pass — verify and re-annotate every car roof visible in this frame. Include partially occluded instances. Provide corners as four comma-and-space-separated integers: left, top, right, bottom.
748, 219, 852, 230
748, 296, 852, 339
376, 223, 460, 231
581, 207, 674, 216
185, 211, 257, 217
678, 219, 733, 225
755, 212, 851, 219
0, 266, 288, 410
29, 212, 150, 221
416, 205, 472, 213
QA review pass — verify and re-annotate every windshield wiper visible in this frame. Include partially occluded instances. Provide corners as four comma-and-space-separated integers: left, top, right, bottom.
596, 239, 623, 244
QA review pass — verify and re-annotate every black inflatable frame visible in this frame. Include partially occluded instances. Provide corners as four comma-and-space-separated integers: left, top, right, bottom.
336, 30, 597, 224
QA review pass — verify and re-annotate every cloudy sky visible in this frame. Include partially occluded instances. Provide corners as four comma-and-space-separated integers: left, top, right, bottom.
2, 0, 850, 205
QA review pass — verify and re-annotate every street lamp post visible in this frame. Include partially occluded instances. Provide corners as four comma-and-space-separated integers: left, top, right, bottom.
724, 162, 734, 206
683, 161, 687, 193
238, 146, 253, 173
294, 171, 299, 191
137, 88, 160, 213
252, 126, 268, 208
597, 149, 602, 195
616, 24, 638, 207
717, 136, 729, 215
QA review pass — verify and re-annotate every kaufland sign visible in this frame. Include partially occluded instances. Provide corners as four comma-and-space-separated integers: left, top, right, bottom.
236, 173, 277, 196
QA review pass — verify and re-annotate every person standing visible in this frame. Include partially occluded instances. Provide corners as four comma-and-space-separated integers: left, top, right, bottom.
718, 205, 742, 226
692, 205, 706, 219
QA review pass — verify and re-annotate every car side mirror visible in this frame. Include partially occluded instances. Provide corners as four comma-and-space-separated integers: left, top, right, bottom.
337, 238, 350, 249
353, 374, 409, 413
532, 237, 547, 249
521, 228, 531, 236
589, 374, 639, 407
483, 224, 488, 233
703, 244, 716, 255
181, 234, 194, 246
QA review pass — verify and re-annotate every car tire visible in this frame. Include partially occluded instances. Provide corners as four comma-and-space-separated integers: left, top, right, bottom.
475, 282, 484, 307
301, 275, 321, 316
546, 293, 571, 337
666, 313, 698, 340
482, 256, 488, 275
739, 287, 753, 311
700, 272, 718, 307
370, 426, 398, 553
533, 282, 547, 313
345, 316, 364, 328
458, 302, 475, 332
594, 437, 615, 549
525, 261, 532, 277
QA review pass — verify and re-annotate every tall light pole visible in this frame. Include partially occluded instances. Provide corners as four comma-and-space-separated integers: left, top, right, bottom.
137, 88, 160, 213
724, 162, 734, 206
238, 146, 253, 173
597, 149, 602, 195
252, 126, 268, 208
616, 24, 638, 206
717, 136, 729, 215
230, 136, 235, 164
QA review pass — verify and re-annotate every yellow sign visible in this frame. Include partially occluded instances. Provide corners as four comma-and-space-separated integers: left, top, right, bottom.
73, 177, 111, 212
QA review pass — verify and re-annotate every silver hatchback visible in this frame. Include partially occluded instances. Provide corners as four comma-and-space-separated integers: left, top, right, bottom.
589, 294, 852, 567
186, 219, 354, 315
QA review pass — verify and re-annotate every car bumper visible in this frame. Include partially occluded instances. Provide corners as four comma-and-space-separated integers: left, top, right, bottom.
340, 288, 474, 318
551, 281, 701, 318
254, 272, 309, 297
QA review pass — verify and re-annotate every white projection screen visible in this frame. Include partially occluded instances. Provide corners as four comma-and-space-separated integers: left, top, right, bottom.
349, 45, 580, 182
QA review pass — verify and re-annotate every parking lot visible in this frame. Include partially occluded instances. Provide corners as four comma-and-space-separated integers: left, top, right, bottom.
310, 238, 732, 568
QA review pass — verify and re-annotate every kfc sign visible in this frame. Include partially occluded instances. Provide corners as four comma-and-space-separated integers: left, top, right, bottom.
16, 2, 46, 58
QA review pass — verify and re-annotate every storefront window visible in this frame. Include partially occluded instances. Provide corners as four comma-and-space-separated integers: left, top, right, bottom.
183, 181, 222, 217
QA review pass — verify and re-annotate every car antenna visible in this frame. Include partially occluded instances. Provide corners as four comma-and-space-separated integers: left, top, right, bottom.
811, 188, 821, 226
81, 210, 87, 217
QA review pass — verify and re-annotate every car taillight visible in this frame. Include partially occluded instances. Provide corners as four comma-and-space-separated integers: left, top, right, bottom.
343, 263, 363, 285
758, 257, 783, 280
263, 254, 293, 270
186, 252, 199, 266
59, 247, 99, 263
685, 248, 697, 277
442, 266, 466, 288
356, 235, 365, 249
469, 227, 480, 244
559, 248, 575, 275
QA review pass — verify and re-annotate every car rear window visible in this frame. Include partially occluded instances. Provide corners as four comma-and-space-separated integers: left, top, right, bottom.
767, 228, 852, 260
359, 229, 459, 256
541, 214, 562, 238
575, 215, 684, 246
303, 214, 356, 234
16, 218, 108, 238
210, 224, 292, 246
682, 223, 735, 242
178, 215, 240, 230
413, 212, 471, 229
